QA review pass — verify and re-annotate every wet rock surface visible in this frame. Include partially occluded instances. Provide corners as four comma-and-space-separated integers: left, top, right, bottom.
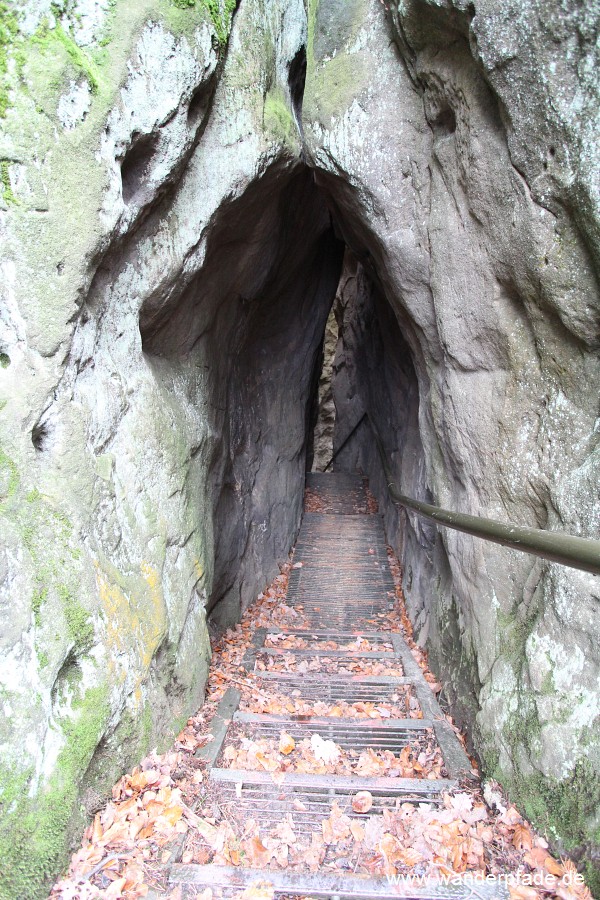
0, 0, 598, 893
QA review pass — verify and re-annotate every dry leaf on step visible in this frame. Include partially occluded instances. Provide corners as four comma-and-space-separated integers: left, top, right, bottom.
350, 820, 365, 842
244, 836, 271, 867
352, 791, 373, 813
279, 732, 296, 755
310, 733, 340, 765
240, 882, 275, 900
396, 847, 423, 867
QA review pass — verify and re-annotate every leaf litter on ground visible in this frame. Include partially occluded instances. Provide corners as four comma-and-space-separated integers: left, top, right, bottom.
50, 502, 592, 900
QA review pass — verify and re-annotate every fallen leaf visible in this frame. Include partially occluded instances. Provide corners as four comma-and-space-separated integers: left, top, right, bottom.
508, 887, 539, 900
310, 733, 341, 765
279, 732, 296, 755
396, 847, 423, 867
352, 791, 373, 813
241, 880, 275, 899
350, 820, 365, 842
105, 878, 127, 900
255, 751, 279, 773
544, 855, 564, 876
513, 823, 533, 851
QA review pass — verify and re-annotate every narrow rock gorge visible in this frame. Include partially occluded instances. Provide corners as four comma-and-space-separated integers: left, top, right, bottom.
0, 0, 598, 895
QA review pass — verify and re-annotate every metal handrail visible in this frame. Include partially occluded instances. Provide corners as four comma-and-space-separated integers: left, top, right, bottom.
323, 412, 367, 472
371, 425, 600, 576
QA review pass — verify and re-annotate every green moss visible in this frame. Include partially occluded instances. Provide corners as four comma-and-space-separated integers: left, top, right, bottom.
169, 0, 236, 46
11, 487, 94, 651
0, 447, 18, 503
0, 159, 17, 206
0, 2, 18, 117
264, 89, 297, 146
304, 49, 368, 127
57, 584, 94, 650
540, 666, 554, 696
31, 586, 47, 628
0, 686, 109, 900
484, 597, 599, 889
306, 0, 319, 72
31, 20, 99, 93
505, 761, 600, 894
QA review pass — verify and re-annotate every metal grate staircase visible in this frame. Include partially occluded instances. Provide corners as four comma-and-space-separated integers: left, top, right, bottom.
165, 473, 506, 898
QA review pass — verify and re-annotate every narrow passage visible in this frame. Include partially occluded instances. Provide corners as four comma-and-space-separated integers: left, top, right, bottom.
51, 476, 589, 900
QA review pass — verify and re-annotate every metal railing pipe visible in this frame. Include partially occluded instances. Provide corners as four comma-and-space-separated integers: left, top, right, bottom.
371, 427, 600, 576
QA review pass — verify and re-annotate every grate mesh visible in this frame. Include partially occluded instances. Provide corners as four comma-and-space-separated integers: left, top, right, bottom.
249, 674, 412, 702
210, 777, 445, 837
305, 472, 369, 515
224, 716, 437, 753
173, 474, 477, 899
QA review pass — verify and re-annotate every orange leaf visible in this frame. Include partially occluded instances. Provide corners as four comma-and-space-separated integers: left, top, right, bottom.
350, 820, 365, 842
161, 804, 184, 826
524, 846, 550, 868
256, 752, 279, 772
322, 817, 334, 845
351, 791, 373, 814
278, 732, 296, 755
544, 855, 565, 877
397, 847, 423, 867
508, 887, 538, 900
105, 878, 127, 900
245, 836, 272, 867
513, 823, 533, 851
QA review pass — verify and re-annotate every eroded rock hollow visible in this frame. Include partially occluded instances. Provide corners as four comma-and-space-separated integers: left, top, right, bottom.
0, 0, 598, 894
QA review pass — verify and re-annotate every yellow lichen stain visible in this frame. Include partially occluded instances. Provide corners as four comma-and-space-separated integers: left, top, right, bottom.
94, 560, 167, 679
194, 558, 204, 581
139, 561, 167, 669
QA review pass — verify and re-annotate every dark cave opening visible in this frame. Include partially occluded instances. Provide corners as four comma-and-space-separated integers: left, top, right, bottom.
138, 160, 426, 637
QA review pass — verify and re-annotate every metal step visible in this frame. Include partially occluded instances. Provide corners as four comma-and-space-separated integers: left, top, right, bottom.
172, 474, 480, 898
305, 472, 369, 515
169, 863, 508, 898
231, 711, 438, 751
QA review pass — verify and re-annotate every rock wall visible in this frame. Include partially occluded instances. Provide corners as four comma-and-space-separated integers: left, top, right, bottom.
304, 0, 600, 882
0, 0, 598, 893
0, 1, 340, 895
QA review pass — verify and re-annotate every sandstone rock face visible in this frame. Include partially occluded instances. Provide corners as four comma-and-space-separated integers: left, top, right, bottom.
0, 0, 598, 893
305, 0, 599, 880
0, 1, 340, 894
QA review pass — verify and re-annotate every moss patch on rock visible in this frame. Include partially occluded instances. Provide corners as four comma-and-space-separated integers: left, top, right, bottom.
0, 686, 110, 900
491, 757, 600, 894
264, 87, 298, 147
0, 1, 18, 116
169, 0, 237, 46
304, 47, 368, 128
